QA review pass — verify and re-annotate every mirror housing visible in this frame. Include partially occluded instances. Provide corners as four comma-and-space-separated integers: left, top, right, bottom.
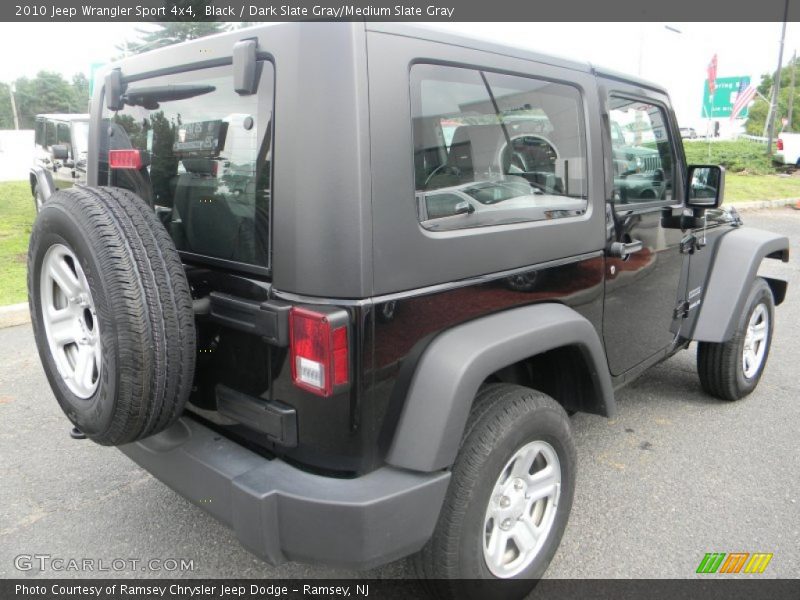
454, 200, 475, 216
687, 165, 725, 210
105, 68, 125, 111
51, 144, 69, 160
233, 38, 259, 95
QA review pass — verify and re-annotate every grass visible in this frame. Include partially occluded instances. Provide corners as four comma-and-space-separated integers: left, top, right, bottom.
0, 181, 35, 306
725, 173, 800, 203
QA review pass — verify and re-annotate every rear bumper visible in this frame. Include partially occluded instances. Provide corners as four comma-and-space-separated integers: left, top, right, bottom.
119, 417, 450, 569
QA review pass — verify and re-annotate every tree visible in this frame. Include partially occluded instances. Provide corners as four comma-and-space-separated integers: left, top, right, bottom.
117, 20, 229, 57
747, 55, 800, 135
0, 83, 14, 129
71, 73, 91, 112
11, 71, 90, 129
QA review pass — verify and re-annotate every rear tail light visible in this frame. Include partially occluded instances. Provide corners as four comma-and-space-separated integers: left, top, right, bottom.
109, 149, 142, 170
777, 138, 784, 151
289, 307, 349, 397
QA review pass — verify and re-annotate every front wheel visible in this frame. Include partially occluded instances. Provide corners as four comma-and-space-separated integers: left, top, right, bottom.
697, 277, 775, 401
413, 384, 575, 599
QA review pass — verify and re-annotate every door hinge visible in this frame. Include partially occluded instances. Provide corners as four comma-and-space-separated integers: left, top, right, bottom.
679, 233, 706, 255
673, 301, 690, 319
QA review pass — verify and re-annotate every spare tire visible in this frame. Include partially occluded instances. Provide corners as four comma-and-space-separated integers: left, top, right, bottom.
28, 186, 196, 445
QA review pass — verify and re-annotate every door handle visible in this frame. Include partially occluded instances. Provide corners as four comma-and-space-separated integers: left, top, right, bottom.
608, 239, 643, 258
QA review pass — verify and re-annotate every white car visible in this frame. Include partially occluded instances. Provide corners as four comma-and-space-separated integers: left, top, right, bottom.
775, 132, 800, 166
417, 178, 587, 231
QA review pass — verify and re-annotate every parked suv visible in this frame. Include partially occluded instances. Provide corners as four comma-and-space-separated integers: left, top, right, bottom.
30, 113, 89, 211
27, 24, 789, 596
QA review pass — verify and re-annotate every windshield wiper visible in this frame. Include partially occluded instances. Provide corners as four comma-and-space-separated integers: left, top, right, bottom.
121, 84, 216, 109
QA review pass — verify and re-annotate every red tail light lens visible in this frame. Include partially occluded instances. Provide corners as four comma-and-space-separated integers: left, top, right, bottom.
109, 149, 142, 170
289, 307, 349, 397
777, 138, 784, 151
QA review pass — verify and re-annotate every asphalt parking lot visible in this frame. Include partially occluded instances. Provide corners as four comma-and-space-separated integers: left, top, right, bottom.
1, 209, 798, 580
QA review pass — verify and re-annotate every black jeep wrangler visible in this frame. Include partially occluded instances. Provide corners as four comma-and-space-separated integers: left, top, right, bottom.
27, 23, 789, 595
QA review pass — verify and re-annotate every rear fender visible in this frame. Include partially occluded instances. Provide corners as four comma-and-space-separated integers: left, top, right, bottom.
386, 303, 615, 473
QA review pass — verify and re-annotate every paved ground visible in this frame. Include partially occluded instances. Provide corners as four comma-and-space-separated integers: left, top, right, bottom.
1, 209, 798, 579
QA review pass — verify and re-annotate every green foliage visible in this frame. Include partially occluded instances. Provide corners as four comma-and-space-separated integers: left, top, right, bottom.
683, 139, 777, 175
0, 82, 14, 129
117, 21, 229, 56
748, 55, 800, 135
11, 71, 90, 128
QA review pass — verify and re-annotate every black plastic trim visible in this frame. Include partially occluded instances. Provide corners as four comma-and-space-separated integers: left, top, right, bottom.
208, 292, 290, 346
216, 385, 298, 447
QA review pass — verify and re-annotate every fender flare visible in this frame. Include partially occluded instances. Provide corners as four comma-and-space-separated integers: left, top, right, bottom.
30, 166, 55, 202
386, 303, 615, 472
691, 227, 789, 343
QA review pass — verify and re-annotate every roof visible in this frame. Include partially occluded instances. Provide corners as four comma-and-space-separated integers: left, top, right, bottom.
105, 22, 667, 96
367, 24, 668, 94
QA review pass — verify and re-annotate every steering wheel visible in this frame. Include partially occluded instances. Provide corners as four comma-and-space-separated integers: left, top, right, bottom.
424, 163, 462, 188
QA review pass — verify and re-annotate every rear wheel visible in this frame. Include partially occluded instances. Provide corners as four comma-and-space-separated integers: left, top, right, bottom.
697, 278, 774, 401
28, 186, 196, 445
413, 384, 575, 599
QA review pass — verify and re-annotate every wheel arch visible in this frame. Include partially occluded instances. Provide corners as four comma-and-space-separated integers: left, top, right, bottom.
691, 227, 789, 343
30, 167, 55, 201
385, 303, 615, 473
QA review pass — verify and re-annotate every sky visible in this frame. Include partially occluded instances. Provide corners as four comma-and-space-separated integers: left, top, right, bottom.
0, 21, 795, 131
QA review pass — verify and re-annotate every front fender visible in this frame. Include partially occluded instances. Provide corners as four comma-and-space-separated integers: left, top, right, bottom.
691, 227, 789, 343
386, 303, 615, 473
30, 166, 55, 201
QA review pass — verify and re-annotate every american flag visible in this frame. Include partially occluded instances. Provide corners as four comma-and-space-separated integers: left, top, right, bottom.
730, 80, 757, 121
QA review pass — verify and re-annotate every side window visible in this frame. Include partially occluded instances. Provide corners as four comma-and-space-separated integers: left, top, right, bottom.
34, 119, 45, 146
608, 97, 675, 205
45, 121, 56, 146
411, 64, 588, 232
56, 123, 71, 146
102, 64, 274, 269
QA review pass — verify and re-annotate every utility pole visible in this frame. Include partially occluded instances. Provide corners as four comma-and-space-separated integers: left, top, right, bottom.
767, 0, 789, 154
788, 50, 796, 131
9, 82, 19, 130
763, 86, 774, 137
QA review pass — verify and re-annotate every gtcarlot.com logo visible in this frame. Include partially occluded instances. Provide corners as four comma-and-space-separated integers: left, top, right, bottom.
696, 552, 773, 574
14, 554, 195, 573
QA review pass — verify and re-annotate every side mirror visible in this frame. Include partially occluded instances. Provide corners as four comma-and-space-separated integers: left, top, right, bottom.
51, 144, 69, 160
454, 200, 475, 216
687, 165, 725, 210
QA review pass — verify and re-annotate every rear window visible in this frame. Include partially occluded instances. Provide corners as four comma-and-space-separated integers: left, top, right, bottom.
101, 63, 274, 271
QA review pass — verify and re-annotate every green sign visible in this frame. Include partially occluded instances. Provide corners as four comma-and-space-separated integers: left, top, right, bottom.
702, 76, 751, 118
